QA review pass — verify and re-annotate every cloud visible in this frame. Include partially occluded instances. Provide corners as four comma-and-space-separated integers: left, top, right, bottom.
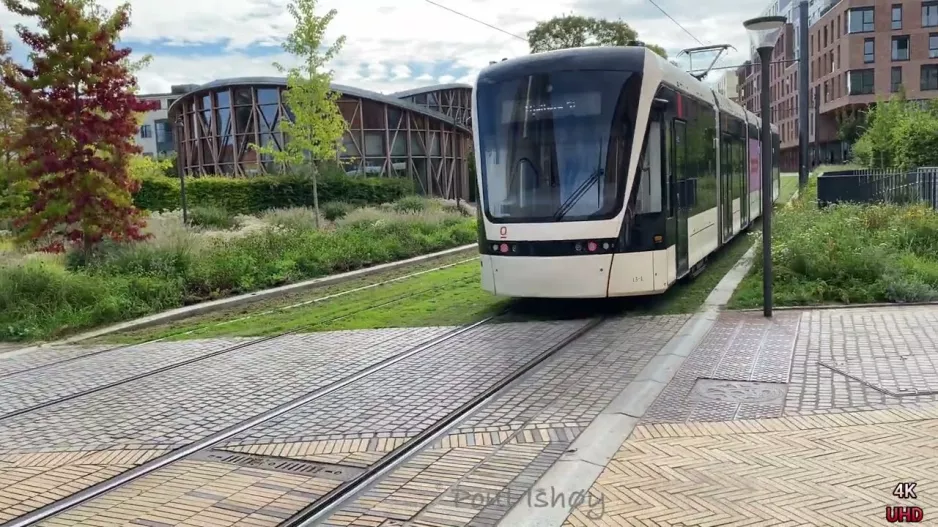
1, 0, 769, 94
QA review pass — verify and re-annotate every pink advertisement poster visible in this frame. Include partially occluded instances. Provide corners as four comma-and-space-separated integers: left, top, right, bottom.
748, 138, 761, 191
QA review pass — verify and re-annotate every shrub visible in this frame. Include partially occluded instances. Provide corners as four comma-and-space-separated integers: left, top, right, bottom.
321, 201, 353, 221
133, 169, 414, 214
261, 207, 318, 231
393, 195, 429, 214
189, 205, 240, 230
0, 205, 477, 341
737, 192, 938, 306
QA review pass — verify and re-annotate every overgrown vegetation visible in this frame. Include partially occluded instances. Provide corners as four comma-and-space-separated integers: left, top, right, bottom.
0, 197, 476, 342
729, 175, 938, 308
852, 88, 938, 170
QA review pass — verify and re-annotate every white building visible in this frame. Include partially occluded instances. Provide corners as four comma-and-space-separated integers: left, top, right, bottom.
716, 71, 739, 101
134, 84, 198, 159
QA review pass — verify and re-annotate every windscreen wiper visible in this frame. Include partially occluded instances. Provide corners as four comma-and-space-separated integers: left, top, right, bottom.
552, 166, 604, 221
552, 142, 605, 221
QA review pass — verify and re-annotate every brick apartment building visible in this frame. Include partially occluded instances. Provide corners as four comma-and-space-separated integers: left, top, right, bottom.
735, 0, 938, 171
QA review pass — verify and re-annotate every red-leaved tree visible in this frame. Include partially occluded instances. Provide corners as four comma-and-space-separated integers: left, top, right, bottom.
1, 0, 158, 252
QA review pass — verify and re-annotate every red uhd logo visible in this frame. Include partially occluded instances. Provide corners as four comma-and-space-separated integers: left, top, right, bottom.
885, 506, 923, 523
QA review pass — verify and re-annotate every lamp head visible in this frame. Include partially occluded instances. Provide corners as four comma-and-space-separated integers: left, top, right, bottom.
743, 15, 786, 51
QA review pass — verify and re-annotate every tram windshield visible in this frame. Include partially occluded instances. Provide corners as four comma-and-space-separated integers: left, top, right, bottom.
476, 70, 642, 223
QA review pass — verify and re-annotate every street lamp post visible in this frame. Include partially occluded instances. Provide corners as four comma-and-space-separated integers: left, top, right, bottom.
174, 115, 189, 225
743, 15, 786, 318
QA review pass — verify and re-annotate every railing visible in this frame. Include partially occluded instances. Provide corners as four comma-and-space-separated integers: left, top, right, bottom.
817, 167, 938, 209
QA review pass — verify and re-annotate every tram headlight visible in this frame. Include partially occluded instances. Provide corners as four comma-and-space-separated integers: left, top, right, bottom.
587, 241, 598, 252
602, 242, 610, 250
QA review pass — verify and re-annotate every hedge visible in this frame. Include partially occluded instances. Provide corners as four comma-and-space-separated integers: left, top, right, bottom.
135, 173, 415, 214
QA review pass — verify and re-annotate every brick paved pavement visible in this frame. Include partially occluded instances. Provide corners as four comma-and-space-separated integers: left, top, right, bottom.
0, 327, 450, 522
18, 305, 938, 527
221, 319, 591, 446
29, 316, 684, 527
0, 327, 449, 455
0, 337, 259, 416
315, 315, 688, 527
563, 305, 938, 526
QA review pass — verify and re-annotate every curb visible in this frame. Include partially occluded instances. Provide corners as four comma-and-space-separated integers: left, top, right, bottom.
497, 235, 756, 527
2, 244, 478, 357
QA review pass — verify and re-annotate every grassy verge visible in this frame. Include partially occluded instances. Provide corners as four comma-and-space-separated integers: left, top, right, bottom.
0, 197, 476, 343
96, 250, 483, 344
100, 184, 804, 343
728, 168, 938, 309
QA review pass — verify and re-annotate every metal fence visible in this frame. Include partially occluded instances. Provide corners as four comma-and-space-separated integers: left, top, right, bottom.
816, 167, 938, 209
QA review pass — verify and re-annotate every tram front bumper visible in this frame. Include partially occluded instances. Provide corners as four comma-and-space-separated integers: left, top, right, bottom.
480, 254, 613, 298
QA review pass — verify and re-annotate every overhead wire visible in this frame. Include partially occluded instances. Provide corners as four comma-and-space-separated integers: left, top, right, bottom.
422, 0, 527, 42
423, 0, 738, 76
645, 0, 706, 47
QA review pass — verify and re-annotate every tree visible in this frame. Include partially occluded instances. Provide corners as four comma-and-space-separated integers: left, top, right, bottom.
527, 15, 668, 58
1, 0, 159, 252
835, 106, 867, 145
0, 28, 23, 168
252, 0, 346, 229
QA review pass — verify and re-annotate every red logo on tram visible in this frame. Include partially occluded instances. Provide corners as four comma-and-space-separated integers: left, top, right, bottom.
499, 226, 507, 239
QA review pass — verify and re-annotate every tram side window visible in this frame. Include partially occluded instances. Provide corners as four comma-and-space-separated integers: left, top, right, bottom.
679, 96, 718, 217
633, 123, 663, 215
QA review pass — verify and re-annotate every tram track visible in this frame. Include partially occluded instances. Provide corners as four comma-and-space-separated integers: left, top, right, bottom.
0, 255, 479, 381
0, 261, 480, 422
0, 314, 503, 527
1, 311, 605, 527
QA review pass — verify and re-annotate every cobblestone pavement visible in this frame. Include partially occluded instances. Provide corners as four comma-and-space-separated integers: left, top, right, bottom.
312, 315, 688, 527
20, 305, 938, 527
0, 337, 259, 416
0, 327, 451, 521
564, 305, 938, 526
0, 343, 116, 377
36, 319, 597, 526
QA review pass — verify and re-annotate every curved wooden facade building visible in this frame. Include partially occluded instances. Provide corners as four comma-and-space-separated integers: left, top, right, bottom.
167, 78, 474, 199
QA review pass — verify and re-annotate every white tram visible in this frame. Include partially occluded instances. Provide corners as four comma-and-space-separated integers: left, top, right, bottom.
472, 46, 780, 298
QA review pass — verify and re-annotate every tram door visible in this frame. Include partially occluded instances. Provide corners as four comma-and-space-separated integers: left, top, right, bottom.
671, 119, 689, 277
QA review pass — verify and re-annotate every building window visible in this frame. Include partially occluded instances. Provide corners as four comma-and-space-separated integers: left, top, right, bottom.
925, 2, 938, 27
864, 38, 875, 63
891, 66, 903, 92
930, 33, 938, 58
922, 65, 938, 90
140, 125, 152, 138
847, 69, 875, 95
892, 35, 910, 60
892, 4, 903, 29
847, 7, 874, 33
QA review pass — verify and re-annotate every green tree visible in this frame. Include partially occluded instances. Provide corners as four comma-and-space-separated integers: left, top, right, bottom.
835, 107, 867, 145
852, 87, 938, 171
251, 0, 346, 229
527, 15, 668, 58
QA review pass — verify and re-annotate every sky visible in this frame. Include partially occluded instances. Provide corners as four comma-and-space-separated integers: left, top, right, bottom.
0, 0, 773, 95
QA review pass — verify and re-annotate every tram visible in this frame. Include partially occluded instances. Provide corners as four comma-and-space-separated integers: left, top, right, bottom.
471, 46, 780, 298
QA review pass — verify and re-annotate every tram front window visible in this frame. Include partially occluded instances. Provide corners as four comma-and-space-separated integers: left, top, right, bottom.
476, 69, 642, 223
